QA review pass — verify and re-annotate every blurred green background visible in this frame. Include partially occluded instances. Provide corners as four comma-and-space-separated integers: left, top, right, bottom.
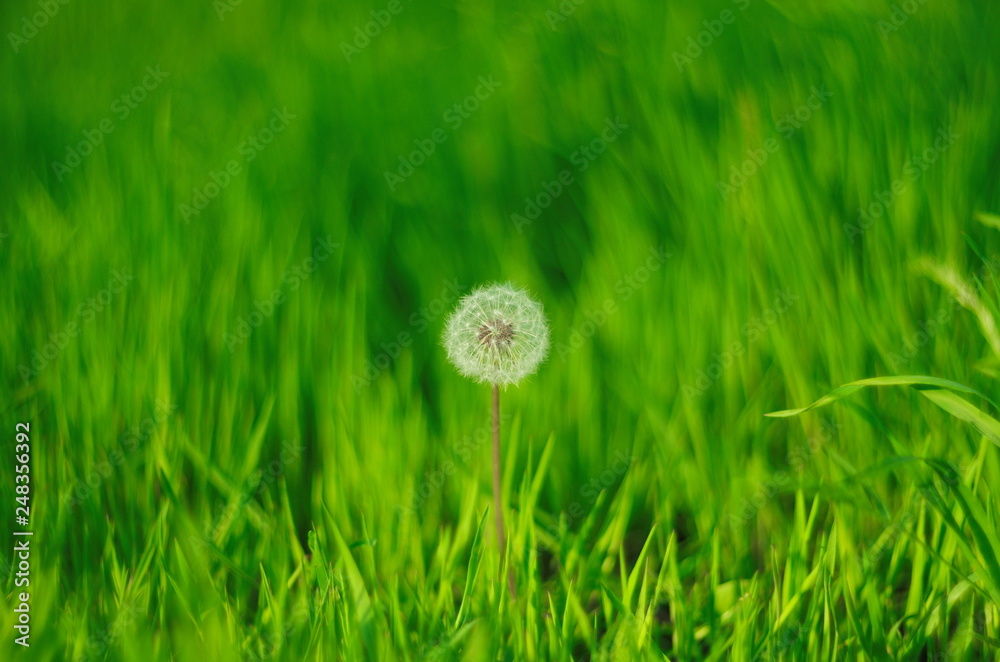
2, 0, 1000, 659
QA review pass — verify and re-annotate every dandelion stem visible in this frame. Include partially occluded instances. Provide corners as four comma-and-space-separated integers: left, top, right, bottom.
491, 384, 516, 598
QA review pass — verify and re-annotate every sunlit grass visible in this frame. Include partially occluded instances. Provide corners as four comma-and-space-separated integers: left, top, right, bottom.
1, 0, 999, 659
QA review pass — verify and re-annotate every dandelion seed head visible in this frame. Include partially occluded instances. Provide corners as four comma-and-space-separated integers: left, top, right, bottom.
443, 282, 550, 386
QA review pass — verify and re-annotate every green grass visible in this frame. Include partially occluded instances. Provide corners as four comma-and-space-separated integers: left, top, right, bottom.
2, 0, 1000, 659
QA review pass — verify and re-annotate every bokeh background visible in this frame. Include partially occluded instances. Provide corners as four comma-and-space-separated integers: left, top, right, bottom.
2, 0, 1000, 659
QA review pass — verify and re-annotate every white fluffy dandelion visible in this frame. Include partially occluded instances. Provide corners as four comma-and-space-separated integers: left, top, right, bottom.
443, 282, 550, 387
441, 282, 549, 599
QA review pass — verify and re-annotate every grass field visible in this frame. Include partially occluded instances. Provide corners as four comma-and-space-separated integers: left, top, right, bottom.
2, 0, 1000, 659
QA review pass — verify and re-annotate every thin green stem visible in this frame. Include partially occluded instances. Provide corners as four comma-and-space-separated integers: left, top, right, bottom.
492, 384, 516, 598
